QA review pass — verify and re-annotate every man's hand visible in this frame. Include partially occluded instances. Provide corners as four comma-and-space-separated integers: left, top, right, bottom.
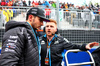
86, 42, 99, 50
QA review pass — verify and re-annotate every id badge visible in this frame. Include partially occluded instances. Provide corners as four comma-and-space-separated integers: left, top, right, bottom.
45, 58, 49, 65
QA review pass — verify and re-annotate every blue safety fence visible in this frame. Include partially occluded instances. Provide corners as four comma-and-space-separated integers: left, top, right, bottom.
62, 48, 95, 66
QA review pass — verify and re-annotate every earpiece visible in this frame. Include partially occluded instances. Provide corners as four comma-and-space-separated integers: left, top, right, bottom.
43, 27, 46, 33
55, 29, 58, 34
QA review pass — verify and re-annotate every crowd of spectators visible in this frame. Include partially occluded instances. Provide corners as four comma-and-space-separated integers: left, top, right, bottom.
0, 0, 100, 12
0, 0, 55, 8
0, 0, 27, 6
0, 0, 100, 28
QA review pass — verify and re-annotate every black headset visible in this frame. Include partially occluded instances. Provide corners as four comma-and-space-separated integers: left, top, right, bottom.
43, 27, 58, 34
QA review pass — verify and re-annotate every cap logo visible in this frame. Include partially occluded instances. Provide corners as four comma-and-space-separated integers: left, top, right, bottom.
32, 9, 38, 11
31, 12, 37, 14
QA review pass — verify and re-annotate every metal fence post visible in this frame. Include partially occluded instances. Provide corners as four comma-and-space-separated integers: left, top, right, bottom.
89, 11, 92, 30
0, 11, 3, 28
56, 0, 59, 28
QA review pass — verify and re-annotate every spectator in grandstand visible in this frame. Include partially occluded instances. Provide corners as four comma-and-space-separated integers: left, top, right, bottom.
83, 5, 90, 11
31, 1, 39, 7
45, 5, 51, 18
96, 3, 99, 8
1, 0, 7, 6
7, 0, 13, 6
2, 7, 10, 22
35, 1, 39, 6
0, 0, 1, 5
23, 0, 27, 6
67, 2, 70, 8
98, 7, 100, 14
42, 1, 50, 7
83, 6, 90, 28
13, 0, 18, 6
64, 3, 69, 19
5, 0, 8, 3
51, 1, 56, 8
0, 7, 50, 66
59, 2, 62, 8
32, 0, 34, 5
60, 3, 66, 18
69, 4, 76, 24
28, 0, 31, 6
38, 1, 42, 5
32, 1, 36, 7
40, 19, 99, 66
61, 4, 65, 8
18, 0, 23, 6
0, 7, 6, 26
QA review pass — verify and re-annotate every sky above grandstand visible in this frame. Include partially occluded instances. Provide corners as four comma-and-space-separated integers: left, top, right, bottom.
26, 0, 100, 6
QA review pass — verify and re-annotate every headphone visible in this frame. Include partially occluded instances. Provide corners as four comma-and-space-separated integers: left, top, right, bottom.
43, 27, 58, 34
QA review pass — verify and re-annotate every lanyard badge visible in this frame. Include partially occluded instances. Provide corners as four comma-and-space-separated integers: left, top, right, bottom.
45, 48, 49, 65
45, 35, 57, 66
45, 57, 49, 65
45, 39, 50, 65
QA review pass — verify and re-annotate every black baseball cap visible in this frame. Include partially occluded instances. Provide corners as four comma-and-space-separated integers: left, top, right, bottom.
27, 7, 50, 22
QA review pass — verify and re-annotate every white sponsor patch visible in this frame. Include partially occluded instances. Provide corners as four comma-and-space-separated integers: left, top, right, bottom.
7, 43, 15, 46
10, 36, 18, 39
41, 41, 45, 45
5, 48, 15, 52
32, 9, 37, 11
28, 36, 31, 39
31, 12, 37, 14
54, 41, 59, 44
64, 38, 69, 43
8, 39, 17, 43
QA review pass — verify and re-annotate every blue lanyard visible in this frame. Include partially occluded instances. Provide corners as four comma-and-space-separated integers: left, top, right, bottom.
46, 34, 57, 66
27, 22, 41, 66
37, 36, 41, 66
48, 37, 54, 66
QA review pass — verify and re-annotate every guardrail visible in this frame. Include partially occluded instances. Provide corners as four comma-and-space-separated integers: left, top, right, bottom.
0, 6, 100, 30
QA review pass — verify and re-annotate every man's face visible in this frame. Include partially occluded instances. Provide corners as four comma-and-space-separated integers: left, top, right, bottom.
45, 22, 57, 37
31, 16, 43, 30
